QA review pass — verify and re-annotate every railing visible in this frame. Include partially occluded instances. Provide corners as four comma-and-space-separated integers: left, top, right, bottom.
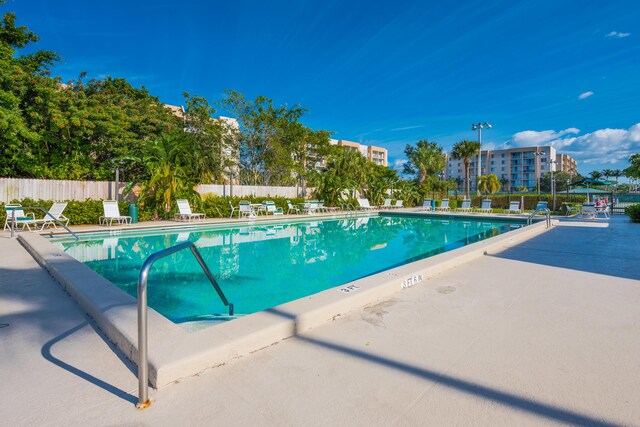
341, 203, 357, 217
527, 207, 551, 228
7, 206, 79, 240
136, 241, 233, 409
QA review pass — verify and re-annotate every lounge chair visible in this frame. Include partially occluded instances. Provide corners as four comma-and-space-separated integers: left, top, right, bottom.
100, 200, 132, 226
436, 199, 450, 211
175, 199, 206, 222
505, 201, 521, 215
381, 198, 393, 209
455, 199, 472, 212
286, 200, 300, 214
477, 199, 493, 213
535, 201, 548, 211
264, 201, 283, 215
421, 199, 433, 211
302, 200, 319, 215
356, 198, 377, 211
40, 202, 69, 229
564, 204, 580, 216
238, 201, 252, 218
229, 201, 238, 218
581, 204, 597, 219
3, 204, 38, 231
393, 200, 403, 209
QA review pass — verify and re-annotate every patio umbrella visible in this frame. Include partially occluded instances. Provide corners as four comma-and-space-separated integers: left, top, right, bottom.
570, 178, 613, 186
568, 188, 609, 194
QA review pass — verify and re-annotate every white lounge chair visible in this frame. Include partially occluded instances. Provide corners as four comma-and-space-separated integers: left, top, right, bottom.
302, 200, 319, 214
229, 201, 238, 218
477, 199, 493, 213
175, 199, 206, 222
3, 204, 38, 231
455, 199, 472, 212
421, 199, 433, 211
505, 201, 521, 215
581, 204, 597, 219
238, 201, 252, 218
535, 201, 548, 211
357, 198, 377, 211
100, 200, 132, 226
264, 201, 283, 215
436, 199, 450, 211
393, 200, 403, 209
381, 198, 393, 209
286, 200, 300, 214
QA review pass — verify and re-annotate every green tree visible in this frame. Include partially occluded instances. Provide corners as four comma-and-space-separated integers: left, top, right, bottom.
601, 169, 614, 181
403, 139, 446, 185
451, 140, 480, 199
477, 174, 501, 196
589, 170, 603, 180
539, 171, 572, 193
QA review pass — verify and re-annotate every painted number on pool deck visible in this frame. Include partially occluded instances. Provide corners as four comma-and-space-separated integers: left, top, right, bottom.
401, 274, 423, 289
340, 284, 360, 294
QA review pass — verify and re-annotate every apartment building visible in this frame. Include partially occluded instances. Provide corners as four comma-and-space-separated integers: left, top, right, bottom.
445, 146, 578, 192
330, 139, 388, 166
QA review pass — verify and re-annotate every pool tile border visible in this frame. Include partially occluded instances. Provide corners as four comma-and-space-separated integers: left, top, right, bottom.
18, 217, 552, 388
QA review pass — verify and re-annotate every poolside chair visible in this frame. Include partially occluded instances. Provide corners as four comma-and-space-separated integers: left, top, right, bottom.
264, 201, 283, 215
100, 200, 132, 226
302, 200, 319, 215
286, 200, 300, 214
563, 203, 580, 216
421, 199, 433, 211
393, 200, 403, 209
535, 201, 549, 211
505, 201, 521, 215
581, 204, 597, 219
238, 201, 252, 218
436, 199, 450, 212
381, 198, 393, 209
356, 198, 377, 211
229, 201, 238, 218
477, 199, 493, 213
38, 202, 69, 229
455, 199, 472, 212
175, 199, 206, 222
3, 204, 38, 231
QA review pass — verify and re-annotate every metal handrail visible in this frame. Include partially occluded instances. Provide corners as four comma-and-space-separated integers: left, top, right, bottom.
136, 241, 233, 409
8, 206, 79, 240
527, 207, 551, 228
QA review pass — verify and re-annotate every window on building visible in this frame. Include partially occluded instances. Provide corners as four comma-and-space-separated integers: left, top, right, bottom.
501, 160, 505, 164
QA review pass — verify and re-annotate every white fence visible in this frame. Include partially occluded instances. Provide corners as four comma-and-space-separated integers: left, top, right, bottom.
0, 178, 126, 202
197, 184, 306, 198
0, 178, 308, 202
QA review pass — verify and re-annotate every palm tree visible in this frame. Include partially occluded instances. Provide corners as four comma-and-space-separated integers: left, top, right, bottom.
451, 140, 480, 199
477, 174, 501, 196
601, 169, 614, 181
611, 169, 623, 184
403, 139, 446, 185
589, 170, 603, 180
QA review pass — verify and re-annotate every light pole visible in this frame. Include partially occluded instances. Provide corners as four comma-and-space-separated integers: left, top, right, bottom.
472, 122, 491, 192
112, 163, 122, 201
549, 159, 558, 212
534, 150, 544, 195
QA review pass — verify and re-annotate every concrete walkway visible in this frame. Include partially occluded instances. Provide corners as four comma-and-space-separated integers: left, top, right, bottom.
1, 216, 639, 426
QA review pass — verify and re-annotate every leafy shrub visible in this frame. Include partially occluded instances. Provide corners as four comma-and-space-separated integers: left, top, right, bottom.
626, 204, 640, 223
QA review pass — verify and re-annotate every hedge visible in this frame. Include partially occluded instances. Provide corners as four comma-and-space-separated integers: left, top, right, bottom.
626, 204, 640, 223
0, 195, 307, 226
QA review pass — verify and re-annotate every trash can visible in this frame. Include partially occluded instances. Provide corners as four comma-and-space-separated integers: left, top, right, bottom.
431, 199, 436, 210
128, 203, 139, 224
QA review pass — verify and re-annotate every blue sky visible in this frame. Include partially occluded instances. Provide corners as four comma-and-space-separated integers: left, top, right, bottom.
6, 0, 640, 175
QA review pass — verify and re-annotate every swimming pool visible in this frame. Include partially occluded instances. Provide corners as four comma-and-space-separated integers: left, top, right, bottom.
51, 214, 525, 324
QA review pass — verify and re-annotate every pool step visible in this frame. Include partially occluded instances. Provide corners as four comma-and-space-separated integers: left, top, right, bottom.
173, 313, 244, 324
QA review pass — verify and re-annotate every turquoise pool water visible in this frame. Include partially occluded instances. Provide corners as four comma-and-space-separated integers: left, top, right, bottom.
51, 214, 524, 323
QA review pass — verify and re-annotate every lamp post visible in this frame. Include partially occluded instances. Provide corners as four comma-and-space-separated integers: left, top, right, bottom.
549, 159, 558, 212
472, 122, 491, 192
534, 150, 544, 195
112, 163, 122, 201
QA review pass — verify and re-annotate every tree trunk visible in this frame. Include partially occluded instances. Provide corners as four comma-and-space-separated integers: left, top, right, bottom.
464, 159, 470, 199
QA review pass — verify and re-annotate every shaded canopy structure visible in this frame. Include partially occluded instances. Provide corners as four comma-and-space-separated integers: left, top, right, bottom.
571, 178, 613, 186
568, 188, 609, 194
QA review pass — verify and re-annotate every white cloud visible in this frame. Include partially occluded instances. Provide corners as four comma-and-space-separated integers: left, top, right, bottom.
391, 125, 424, 131
606, 31, 631, 38
392, 159, 408, 169
578, 91, 594, 100
507, 123, 640, 165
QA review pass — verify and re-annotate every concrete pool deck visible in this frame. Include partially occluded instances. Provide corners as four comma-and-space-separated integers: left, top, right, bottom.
1, 215, 639, 426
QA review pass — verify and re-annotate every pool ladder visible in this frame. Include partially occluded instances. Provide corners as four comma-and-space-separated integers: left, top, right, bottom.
527, 207, 551, 228
136, 241, 233, 409
341, 203, 358, 217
